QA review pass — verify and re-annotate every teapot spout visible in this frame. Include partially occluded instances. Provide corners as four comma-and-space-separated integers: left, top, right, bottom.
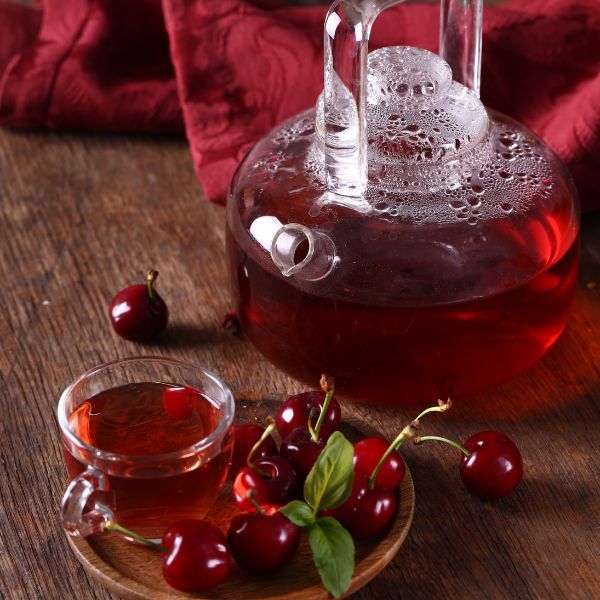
270, 224, 337, 282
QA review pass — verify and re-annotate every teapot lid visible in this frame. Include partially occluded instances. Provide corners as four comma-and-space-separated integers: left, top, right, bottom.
315, 46, 490, 192
365, 47, 488, 164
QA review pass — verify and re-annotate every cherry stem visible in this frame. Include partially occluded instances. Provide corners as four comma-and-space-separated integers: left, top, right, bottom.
368, 424, 414, 489
312, 374, 334, 442
247, 494, 265, 516
104, 521, 166, 552
307, 407, 318, 441
368, 398, 453, 489
413, 398, 452, 424
146, 270, 158, 300
414, 435, 472, 457
247, 417, 276, 476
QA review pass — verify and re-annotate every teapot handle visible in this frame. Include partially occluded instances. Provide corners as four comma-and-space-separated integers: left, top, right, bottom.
440, 0, 483, 96
323, 0, 482, 198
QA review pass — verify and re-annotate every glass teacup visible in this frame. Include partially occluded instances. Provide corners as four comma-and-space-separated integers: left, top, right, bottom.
58, 357, 234, 539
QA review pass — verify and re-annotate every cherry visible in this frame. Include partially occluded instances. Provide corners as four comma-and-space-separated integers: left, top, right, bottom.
279, 427, 325, 479
415, 430, 523, 500
162, 385, 194, 420
460, 431, 523, 499
229, 423, 278, 477
233, 456, 301, 510
109, 270, 168, 342
275, 374, 341, 441
161, 520, 230, 593
276, 391, 341, 440
222, 310, 241, 335
277, 375, 340, 478
325, 472, 396, 540
227, 503, 300, 574
103, 519, 230, 593
354, 437, 405, 491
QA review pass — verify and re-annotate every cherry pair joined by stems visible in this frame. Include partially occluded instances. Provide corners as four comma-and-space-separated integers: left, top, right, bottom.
109, 270, 168, 342
279, 375, 340, 478
233, 419, 300, 509
105, 498, 300, 590
105, 519, 229, 593
355, 399, 522, 503
326, 400, 453, 539
355, 400, 452, 494
227, 495, 300, 574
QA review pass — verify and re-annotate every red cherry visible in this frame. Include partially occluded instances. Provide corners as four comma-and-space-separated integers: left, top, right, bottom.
161, 520, 230, 593
460, 431, 523, 500
222, 310, 241, 335
233, 456, 300, 510
227, 505, 300, 573
325, 473, 396, 540
109, 270, 168, 342
276, 390, 341, 441
229, 424, 278, 477
279, 427, 325, 478
162, 386, 194, 420
354, 437, 405, 491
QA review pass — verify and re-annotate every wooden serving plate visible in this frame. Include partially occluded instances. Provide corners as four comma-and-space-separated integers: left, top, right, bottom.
66, 397, 415, 599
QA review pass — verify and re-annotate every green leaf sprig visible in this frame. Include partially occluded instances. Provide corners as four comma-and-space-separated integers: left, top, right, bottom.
280, 431, 355, 598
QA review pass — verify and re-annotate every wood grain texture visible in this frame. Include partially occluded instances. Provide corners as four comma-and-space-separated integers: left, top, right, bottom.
64, 400, 415, 600
0, 123, 598, 600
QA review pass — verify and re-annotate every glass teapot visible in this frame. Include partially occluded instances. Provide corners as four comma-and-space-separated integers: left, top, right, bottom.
226, 0, 579, 405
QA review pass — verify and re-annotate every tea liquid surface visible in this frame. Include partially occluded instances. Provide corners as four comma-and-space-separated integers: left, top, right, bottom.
69, 382, 219, 455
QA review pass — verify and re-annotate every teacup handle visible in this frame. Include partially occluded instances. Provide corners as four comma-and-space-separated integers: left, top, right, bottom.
61, 467, 114, 537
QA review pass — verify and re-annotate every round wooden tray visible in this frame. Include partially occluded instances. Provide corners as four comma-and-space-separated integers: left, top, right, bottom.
65, 399, 415, 599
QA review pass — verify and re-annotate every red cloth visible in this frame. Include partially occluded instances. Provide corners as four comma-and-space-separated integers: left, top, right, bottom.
0, 0, 598, 211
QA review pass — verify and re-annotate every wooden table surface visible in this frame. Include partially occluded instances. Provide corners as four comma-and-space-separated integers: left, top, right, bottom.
0, 126, 598, 600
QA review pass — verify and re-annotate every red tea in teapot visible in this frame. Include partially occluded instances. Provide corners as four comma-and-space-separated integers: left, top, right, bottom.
228, 224, 578, 404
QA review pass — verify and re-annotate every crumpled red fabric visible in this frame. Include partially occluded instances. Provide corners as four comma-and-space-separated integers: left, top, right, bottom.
0, 0, 598, 211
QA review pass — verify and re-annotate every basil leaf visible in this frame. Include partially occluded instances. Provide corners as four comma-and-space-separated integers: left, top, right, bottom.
304, 431, 354, 513
308, 517, 355, 599
279, 500, 315, 527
